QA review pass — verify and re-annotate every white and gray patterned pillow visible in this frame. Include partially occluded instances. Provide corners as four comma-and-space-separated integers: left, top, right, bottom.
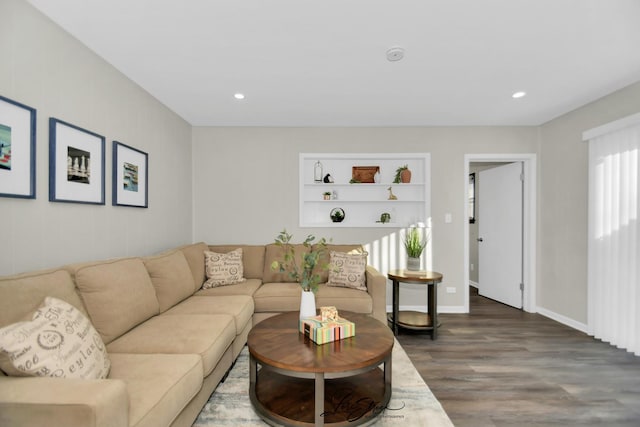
327, 251, 368, 292
203, 248, 246, 288
0, 297, 111, 379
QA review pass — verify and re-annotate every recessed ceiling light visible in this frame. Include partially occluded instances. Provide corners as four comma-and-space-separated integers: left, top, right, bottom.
234, 93, 245, 100
512, 91, 526, 99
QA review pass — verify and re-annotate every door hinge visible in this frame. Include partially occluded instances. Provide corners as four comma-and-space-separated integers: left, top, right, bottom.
520, 283, 524, 291
520, 172, 525, 182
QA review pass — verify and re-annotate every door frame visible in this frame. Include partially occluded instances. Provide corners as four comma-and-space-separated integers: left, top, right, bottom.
464, 154, 537, 313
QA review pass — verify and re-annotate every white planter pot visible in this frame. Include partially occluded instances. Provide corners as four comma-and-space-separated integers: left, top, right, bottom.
407, 257, 421, 271
299, 290, 316, 319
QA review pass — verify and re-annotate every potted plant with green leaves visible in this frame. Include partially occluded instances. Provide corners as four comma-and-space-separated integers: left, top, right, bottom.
393, 165, 412, 183
403, 227, 427, 271
271, 229, 330, 318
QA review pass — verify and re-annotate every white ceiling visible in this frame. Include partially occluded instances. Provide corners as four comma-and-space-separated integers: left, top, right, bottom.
28, 0, 640, 127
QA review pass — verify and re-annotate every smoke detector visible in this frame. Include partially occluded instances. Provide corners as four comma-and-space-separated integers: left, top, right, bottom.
386, 47, 405, 62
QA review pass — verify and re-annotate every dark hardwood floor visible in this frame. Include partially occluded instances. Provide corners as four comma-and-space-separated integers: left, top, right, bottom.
396, 287, 640, 427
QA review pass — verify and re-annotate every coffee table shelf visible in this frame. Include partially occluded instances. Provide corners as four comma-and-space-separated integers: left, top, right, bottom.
248, 311, 394, 427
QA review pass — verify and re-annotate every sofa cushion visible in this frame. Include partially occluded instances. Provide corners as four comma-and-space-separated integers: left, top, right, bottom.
177, 242, 209, 292
0, 268, 87, 328
314, 244, 365, 283
203, 249, 246, 288
164, 295, 254, 335
195, 278, 262, 297
70, 258, 160, 344
108, 353, 202, 427
106, 314, 235, 376
0, 297, 110, 380
254, 282, 373, 315
253, 282, 303, 312
207, 245, 266, 280
263, 243, 310, 283
327, 251, 368, 291
316, 284, 373, 314
144, 251, 195, 312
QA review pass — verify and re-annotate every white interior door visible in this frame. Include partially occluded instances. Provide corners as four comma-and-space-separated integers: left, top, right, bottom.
478, 162, 523, 308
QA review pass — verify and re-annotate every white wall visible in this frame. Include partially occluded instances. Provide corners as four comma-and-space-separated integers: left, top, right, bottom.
0, 0, 193, 275
538, 80, 640, 325
192, 126, 539, 310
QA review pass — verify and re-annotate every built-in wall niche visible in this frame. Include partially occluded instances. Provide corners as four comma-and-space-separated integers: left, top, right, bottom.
299, 153, 431, 228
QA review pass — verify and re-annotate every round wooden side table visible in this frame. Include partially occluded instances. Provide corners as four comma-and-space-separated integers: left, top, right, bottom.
387, 269, 443, 340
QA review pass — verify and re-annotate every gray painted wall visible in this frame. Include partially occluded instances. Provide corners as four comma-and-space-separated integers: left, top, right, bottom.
192, 127, 539, 309
4, 0, 640, 327
539, 81, 640, 324
0, 0, 193, 275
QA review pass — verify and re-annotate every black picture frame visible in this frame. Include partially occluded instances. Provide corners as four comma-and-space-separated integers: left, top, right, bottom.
0, 95, 36, 199
49, 118, 105, 205
112, 141, 148, 208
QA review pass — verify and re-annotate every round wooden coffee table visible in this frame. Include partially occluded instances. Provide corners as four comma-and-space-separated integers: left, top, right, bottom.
248, 311, 394, 427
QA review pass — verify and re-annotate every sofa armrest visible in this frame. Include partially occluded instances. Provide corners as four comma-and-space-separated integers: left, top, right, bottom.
0, 376, 129, 427
366, 265, 388, 325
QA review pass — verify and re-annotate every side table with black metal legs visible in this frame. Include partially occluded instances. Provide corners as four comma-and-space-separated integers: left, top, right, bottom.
387, 269, 443, 340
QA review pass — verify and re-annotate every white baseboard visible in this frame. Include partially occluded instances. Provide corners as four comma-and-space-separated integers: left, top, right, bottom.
469, 281, 479, 288
536, 306, 588, 333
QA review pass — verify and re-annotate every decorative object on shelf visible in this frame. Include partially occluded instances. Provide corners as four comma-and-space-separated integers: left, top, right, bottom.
323, 173, 334, 183
331, 190, 338, 200
374, 170, 381, 183
323, 191, 331, 200
49, 118, 105, 205
349, 178, 361, 184
0, 95, 36, 199
271, 229, 331, 318
112, 141, 148, 208
314, 161, 323, 182
393, 164, 412, 183
403, 226, 428, 271
330, 207, 345, 223
377, 212, 391, 223
387, 186, 398, 200
352, 166, 380, 183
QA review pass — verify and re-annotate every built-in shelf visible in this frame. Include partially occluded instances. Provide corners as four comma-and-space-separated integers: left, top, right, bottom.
299, 153, 431, 228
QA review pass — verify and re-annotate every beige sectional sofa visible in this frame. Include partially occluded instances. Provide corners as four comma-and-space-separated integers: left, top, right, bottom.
0, 242, 387, 427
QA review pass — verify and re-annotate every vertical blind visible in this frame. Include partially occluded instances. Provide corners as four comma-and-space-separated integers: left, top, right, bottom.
586, 119, 640, 355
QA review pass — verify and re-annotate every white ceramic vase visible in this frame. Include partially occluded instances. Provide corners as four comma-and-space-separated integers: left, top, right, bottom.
299, 290, 316, 319
407, 256, 421, 271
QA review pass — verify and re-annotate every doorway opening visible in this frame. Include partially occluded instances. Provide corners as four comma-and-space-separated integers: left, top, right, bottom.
463, 154, 537, 313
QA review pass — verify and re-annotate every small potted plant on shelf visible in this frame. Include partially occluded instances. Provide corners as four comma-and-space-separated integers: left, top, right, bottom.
403, 227, 427, 271
270, 229, 330, 318
323, 191, 332, 200
393, 165, 412, 183
330, 207, 345, 223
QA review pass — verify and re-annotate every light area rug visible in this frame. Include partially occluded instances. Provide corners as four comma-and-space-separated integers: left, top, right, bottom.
193, 339, 454, 427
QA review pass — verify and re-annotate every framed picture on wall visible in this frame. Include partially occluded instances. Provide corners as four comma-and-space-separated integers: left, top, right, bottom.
0, 95, 36, 199
112, 141, 148, 208
49, 118, 105, 205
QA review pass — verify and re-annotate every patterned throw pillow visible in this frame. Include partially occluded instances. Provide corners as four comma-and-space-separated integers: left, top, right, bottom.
327, 251, 368, 292
203, 248, 246, 288
0, 297, 111, 379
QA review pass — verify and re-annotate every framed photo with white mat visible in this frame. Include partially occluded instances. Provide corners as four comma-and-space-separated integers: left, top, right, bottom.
112, 141, 148, 208
0, 95, 36, 199
49, 118, 105, 205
